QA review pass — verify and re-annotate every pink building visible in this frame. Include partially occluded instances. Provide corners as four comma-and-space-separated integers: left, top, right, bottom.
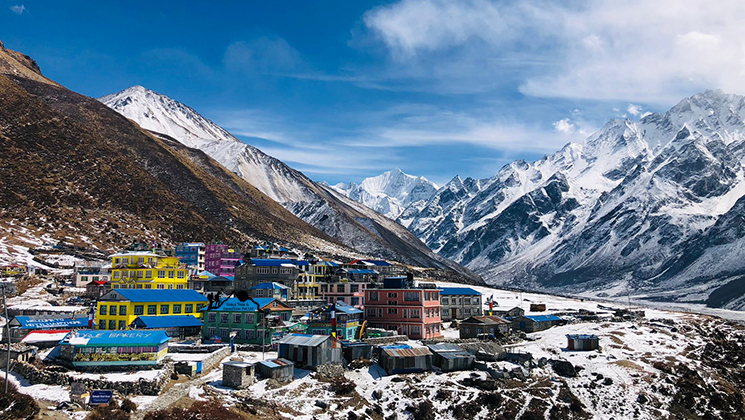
204, 244, 242, 277
321, 281, 368, 309
364, 282, 442, 340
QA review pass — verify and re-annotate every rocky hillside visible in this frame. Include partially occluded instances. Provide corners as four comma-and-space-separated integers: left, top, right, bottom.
0, 42, 347, 256
100, 86, 480, 282
400, 90, 745, 309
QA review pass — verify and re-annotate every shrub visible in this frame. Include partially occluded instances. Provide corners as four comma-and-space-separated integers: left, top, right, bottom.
0, 379, 40, 420
144, 399, 246, 420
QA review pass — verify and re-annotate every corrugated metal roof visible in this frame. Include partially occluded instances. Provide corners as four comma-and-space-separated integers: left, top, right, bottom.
462, 316, 510, 325
102, 289, 208, 303
438, 287, 482, 296
278, 333, 331, 347
566, 334, 599, 340
381, 347, 432, 358
426, 343, 467, 353
348, 269, 378, 274
133, 315, 203, 329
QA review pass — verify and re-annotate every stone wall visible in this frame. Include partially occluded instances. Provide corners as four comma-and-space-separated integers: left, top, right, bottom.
168, 345, 231, 375
10, 361, 173, 396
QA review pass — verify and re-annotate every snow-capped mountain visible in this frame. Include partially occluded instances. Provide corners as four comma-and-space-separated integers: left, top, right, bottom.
400, 90, 745, 309
329, 169, 438, 219
100, 86, 477, 279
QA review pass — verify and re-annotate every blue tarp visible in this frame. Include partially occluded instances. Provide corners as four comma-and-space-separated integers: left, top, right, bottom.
348, 269, 378, 274
524, 315, 562, 322
132, 315, 203, 329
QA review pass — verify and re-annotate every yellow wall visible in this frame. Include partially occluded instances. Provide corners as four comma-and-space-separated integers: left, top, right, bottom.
96, 300, 206, 330
110, 254, 188, 289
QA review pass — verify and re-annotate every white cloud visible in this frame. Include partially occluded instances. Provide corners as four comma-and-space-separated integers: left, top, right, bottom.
362, 0, 745, 103
223, 37, 303, 75
9, 4, 25, 14
627, 104, 643, 117
553, 118, 575, 135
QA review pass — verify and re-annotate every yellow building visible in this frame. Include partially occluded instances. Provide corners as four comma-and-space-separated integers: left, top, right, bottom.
96, 289, 208, 330
109, 252, 189, 290
294, 261, 339, 300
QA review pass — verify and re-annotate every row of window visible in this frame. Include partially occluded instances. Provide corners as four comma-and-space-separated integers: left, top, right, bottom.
441, 297, 480, 305
112, 270, 186, 279
367, 307, 426, 318
320, 284, 363, 293
252, 267, 295, 274
75, 345, 163, 354
326, 296, 361, 306
367, 291, 439, 302
99, 303, 202, 316
205, 311, 292, 324
112, 283, 185, 289
206, 327, 269, 340
113, 256, 155, 265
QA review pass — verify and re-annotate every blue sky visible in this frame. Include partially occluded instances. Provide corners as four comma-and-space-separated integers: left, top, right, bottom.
3, 1, 744, 186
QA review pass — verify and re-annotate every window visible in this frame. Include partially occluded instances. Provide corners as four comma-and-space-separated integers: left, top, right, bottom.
387, 292, 398, 298
387, 301, 397, 305
220, 328, 229, 338
245, 329, 255, 340
411, 309, 421, 318
160, 305, 169, 315
196, 304, 205, 312
351, 297, 360, 306
367, 308, 376, 317
110, 305, 117, 316
463, 298, 471, 305
208, 313, 216, 323
145, 284, 152, 289
368, 291, 379, 301
233, 313, 241, 323
185, 304, 193, 313
443, 308, 450, 316
403, 309, 408, 318
134, 305, 144, 315
441, 297, 449, 305
167, 284, 173, 289
118, 320, 125, 330
177, 271, 185, 279
176, 284, 184, 289
410, 325, 420, 335
99, 306, 107, 315
157, 284, 165, 290
173, 304, 182, 314
108, 320, 116, 329
137, 271, 143, 278
257, 267, 270, 274
146, 271, 152, 279
220, 313, 229, 324
404, 292, 419, 301
337, 284, 345, 293
137, 257, 144, 264
99, 320, 106, 330
168, 271, 175, 279
148, 305, 157, 315
114, 258, 120, 264
81, 276, 88, 282
350, 284, 359, 293
245, 313, 255, 324
113, 272, 120, 279
387, 308, 398, 315
207, 327, 216, 337
157, 271, 165, 279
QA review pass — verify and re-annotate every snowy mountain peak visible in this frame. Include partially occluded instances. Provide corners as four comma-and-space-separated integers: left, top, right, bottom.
331, 169, 439, 219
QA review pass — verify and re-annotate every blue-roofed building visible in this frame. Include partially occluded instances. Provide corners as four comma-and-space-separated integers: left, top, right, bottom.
96, 289, 208, 331
346, 259, 396, 275
249, 244, 300, 260
249, 282, 291, 300
307, 302, 363, 340
202, 298, 293, 345
511, 315, 564, 332
58, 329, 170, 368
438, 287, 483, 320
132, 315, 203, 339
174, 242, 205, 272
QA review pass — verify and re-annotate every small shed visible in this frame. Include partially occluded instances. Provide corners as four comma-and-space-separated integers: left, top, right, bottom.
342, 341, 373, 363
459, 316, 510, 339
378, 345, 432, 375
222, 361, 256, 389
426, 343, 474, 372
492, 307, 525, 319
256, 358, 295, 382
566, 334, 600, 351
511, 315, 564, 333
277, 334, 342, 370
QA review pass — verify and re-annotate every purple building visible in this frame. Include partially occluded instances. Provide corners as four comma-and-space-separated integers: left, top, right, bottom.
204, 244, 242, 277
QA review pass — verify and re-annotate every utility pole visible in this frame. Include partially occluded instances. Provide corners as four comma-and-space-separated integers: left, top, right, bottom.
3, 286, 9, 393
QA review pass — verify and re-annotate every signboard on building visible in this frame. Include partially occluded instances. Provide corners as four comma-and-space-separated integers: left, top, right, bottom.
89, 390, 114, 405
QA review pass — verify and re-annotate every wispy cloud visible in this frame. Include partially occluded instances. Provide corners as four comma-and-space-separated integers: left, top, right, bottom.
9, 4, 26, 14
361, 0, 745, 103
223, 37, 304, 75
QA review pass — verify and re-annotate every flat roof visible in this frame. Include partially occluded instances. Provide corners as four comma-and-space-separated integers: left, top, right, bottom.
63, 330, 170, 346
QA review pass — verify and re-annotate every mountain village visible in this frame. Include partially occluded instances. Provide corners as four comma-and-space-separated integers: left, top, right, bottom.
0, 238, 744, 420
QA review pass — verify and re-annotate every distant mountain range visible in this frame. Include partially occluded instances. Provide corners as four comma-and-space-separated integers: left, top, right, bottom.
100, 86, 478, 281
327, 169, 438, 219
